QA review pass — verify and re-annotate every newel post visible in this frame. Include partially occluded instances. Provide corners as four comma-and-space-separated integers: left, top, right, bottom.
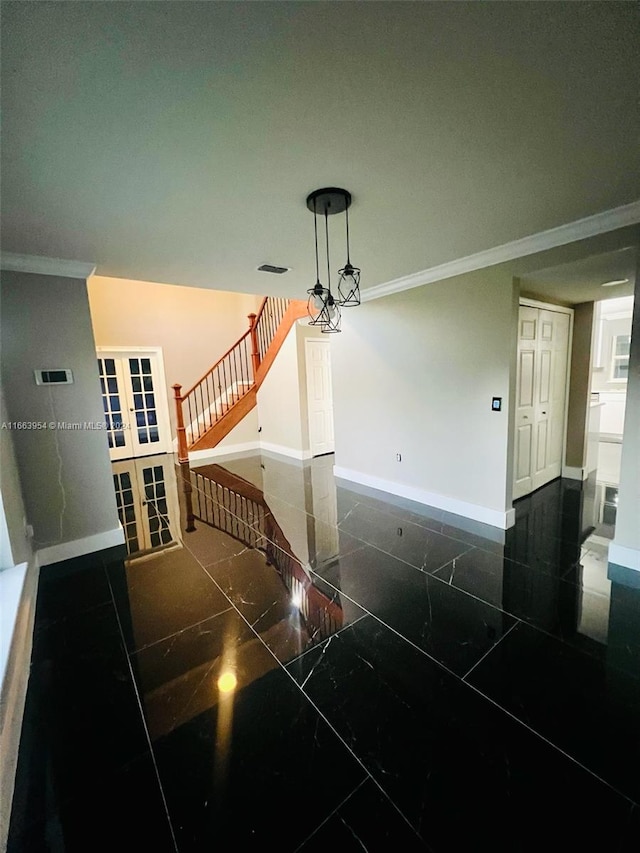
248, 313, 260, 376
172, 384, 189, 463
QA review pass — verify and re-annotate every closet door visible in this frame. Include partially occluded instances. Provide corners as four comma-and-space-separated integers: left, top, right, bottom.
513, 306, 570, 500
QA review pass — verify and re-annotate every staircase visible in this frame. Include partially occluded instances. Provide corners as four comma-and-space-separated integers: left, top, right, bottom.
172, 296, 307, 461
182, 463, 344, 642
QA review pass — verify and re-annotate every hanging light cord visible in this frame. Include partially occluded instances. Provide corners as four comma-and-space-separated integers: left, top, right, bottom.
325, 207, 331, 291
345, 203, 352, 265
313, 197, 321, 286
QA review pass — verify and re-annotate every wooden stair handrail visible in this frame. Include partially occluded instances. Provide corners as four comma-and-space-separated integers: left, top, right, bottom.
181, 328, 252, 400
189, 466, 344, 629
253, 295, 269, 325
174, 296, 308, 458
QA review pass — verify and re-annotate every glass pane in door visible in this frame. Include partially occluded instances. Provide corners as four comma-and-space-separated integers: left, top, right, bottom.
113, 471, 140, 554
98, 359, 126, 448
141, 464, 173, 548
129, 358, 160, 446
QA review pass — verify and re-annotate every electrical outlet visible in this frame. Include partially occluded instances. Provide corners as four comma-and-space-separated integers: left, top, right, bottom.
25, 523, 34, 539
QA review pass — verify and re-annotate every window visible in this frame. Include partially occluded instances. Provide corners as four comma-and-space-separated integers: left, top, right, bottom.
611, 334, 630, 381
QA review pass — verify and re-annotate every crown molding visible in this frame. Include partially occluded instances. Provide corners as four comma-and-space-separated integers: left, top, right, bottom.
0, 252, 96, 280
361, 200, 640, 302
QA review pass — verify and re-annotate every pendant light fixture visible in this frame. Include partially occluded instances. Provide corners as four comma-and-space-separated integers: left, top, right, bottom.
306, 187, 361, 332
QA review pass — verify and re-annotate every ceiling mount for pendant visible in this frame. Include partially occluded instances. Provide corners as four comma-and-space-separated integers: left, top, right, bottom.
305, 187, 361, 332
306, 187, 352, 217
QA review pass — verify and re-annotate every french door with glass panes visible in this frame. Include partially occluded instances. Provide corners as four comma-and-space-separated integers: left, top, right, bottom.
97, 348, 172, 460
112, 456, 180, 556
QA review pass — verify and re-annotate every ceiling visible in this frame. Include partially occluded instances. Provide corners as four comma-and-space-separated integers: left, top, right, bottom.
520, 247, 637, 306
1, 2, 639, 303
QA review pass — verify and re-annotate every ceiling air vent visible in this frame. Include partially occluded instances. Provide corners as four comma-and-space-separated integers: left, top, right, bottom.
257, 264, 290, 274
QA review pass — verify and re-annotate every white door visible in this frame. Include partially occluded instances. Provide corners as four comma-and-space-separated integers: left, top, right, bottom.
305, 339, 335, 457
513, 306, 571, 500
310, 457, 339, 564
514, 306, 538, 498
533, 310, 570, 491
97, 349, 172, 460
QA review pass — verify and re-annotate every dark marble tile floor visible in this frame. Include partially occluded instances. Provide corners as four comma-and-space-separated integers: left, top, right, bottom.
8, 454, 640, 851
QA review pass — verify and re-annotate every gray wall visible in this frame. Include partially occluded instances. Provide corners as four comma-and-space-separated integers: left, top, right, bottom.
0, 386, 33, 568
1, 271, 119, 551
565, 302, 594, 469
331, 268, 519, 525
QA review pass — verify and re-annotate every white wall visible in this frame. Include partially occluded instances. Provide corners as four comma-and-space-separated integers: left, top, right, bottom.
1, 271, 121, 558
591, 296, 634, 393
591, 296, 633, 439
331, 269, 518, 528
609, 274, 640, 576
256, 321, 311, 460
88, 276, 262, 435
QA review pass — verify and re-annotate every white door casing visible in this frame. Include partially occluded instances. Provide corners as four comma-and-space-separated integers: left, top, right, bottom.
513, 305, 571, 500
305, 338, 335, 457
97, 347, 172, 460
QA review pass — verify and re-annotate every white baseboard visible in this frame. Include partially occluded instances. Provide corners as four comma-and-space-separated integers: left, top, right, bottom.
188, 440, 312, 464
260, 441, 312, 461
37, 526, 124, 567
562, 465, 587, 481
334, 466, 514, 530
188, 440, 260, 462
608, 542, 640, 572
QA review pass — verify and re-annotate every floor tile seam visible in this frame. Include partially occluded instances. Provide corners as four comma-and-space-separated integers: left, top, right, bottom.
471, 549, 585, 582
419, 544, 477, 576
312, 528, 484, 589
337, 514, 481, 557
285, 614, 369, 667
199, 542, 265, 571
126, 607, 235, 657
492, 617, 640, 685
186, 470, 338, 538
460, 619, 521, 681
281, 666, 426, 845
396, 553, 519, 621
291, 778, 369, 853
196, 568, 422, 834
187, 506, 265, 547
105, 570, 180, 853
189, 480, 371, 553
460, 675, 638, 808
187, 474, 474, 572
339, 491, 446, 533
431, 554, 605, 623
337, 511, 441, 543
304, 570, 466, 681
185, 479, 267, 534
430, 564, 617, 659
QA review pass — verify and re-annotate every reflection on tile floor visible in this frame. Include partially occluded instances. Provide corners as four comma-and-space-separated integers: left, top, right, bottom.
9, 453, 640, 851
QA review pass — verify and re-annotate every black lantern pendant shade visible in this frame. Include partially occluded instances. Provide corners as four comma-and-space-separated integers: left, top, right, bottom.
337, 203, 361, 307
305, 187, 361, 330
